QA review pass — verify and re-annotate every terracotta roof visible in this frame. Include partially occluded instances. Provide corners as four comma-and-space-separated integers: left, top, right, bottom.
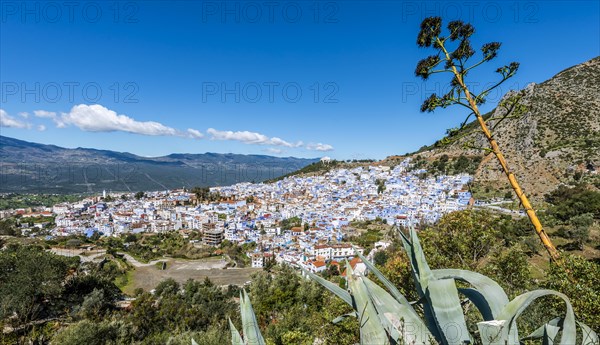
313, 260, 326, 268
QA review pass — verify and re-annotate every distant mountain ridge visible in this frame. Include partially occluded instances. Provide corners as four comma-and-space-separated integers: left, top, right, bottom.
411, 56, 600, 198
0, 136, 318, 193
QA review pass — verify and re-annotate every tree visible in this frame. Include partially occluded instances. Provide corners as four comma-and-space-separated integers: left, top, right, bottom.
51, 319, 121, 345
482, 245, 532, 298
0, 245, 77, 326
0, 218, 18, 236
544, 254, 600, 331
373, 250, 389, 266
568, 213, 593, 250
280, 216, 302, 230
375, 178, 386, 194
154, 278, 180, 297
134, 191, 146, 200
66, 238, 82, 248
415, 17, 560, 262
78, 288, 112, 320
545, 184, 600, 221
418, 210, 501, 270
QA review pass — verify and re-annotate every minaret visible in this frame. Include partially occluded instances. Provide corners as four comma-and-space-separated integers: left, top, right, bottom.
103, 190, 106, 198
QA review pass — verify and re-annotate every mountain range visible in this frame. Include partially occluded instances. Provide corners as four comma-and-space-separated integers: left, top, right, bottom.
0, 135, 318, 194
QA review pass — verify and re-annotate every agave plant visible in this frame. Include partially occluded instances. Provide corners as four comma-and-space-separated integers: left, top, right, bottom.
228, 289, 266, 345
193, 289, 265, 345
305, 228, 598, 345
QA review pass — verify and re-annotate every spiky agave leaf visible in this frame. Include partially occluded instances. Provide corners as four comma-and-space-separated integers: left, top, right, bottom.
346, 262, 390, 345
361, 275, 434, 344
399, 227, 445, 343
302, 268, 353, 306
228, 318, 244, 345
303, 267, 359, 324
240, 290, 266, 345
432, 269, 509, 320
523, 317, 599, 345
477, 320, 509, 345
458, 288, 495, 321
355, 246, 412, 307
398, 227, 434, 295
521, 321, 562, 345
426, 278, 472, 345
577, 321, 599, 345
332, 312, 358, 324
497, 290, 576, 345
542, 324, 562, 345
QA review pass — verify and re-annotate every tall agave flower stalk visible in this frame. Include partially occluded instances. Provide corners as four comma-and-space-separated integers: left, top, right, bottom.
305, 228, 598, 345
414, 17, 560, 262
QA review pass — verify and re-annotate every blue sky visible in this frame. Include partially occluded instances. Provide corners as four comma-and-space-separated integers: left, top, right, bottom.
1, 0, 598, 159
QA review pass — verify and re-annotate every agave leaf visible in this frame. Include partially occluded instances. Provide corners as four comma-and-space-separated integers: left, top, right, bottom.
433, 269, 509, 319
478, 320, 509, 345
399, 227, 444, 343
523, 317, 599, 345
332, 312, 358, 324
426, 278, 472, 345
191, 338, 199, 345
458, 288, 494, 321
477, 320, 509, 345
521, 317, 562, 341
497, 290, 576, 345
347, 263, 390, 345
228, 318, 244, 345
240, 290, 266, 345
397, 226, 413, 261
398, 227, 434, 303
362, 275, 434, 344
408, 227, 434, 290
355, 247, 412, 307
577, 321, 599, 345
302, 268, 353, 306
398, 227, 421, 290
542, 324, 561, 345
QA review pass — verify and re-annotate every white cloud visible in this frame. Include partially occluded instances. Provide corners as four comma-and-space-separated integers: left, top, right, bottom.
270, 137, 303, 148
206, 128, 302, 148
0, 109, 31, 129
10, 105, 335, 152
207, 128, 269, 144
18, 112, 29, 119
33, 110, 66, 127
186, 128, 204, 139
264, 148, 284, 154
34, 110, 57, 118
60, 104, 180, 136
54, 118, 67, 128
306, 143, 334, 151
24, 105, 205, 140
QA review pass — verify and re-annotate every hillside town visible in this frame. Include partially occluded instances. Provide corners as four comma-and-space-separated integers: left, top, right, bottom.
1, 158, 473, 272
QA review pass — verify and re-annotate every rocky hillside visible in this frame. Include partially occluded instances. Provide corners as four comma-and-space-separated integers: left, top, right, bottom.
412, 56, 600, 199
